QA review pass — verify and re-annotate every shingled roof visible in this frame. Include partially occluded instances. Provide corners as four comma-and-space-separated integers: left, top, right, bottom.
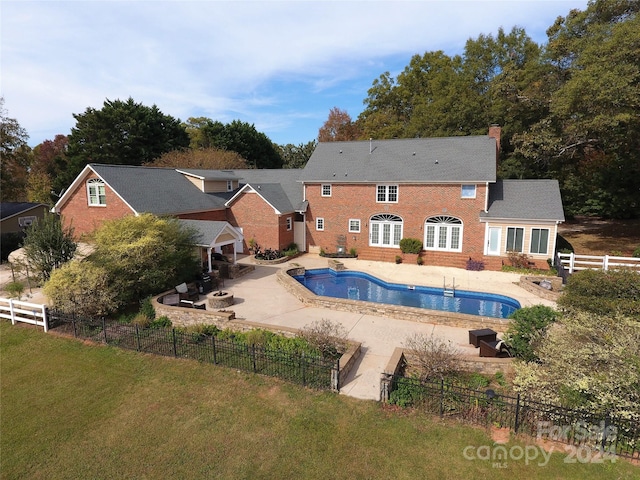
90, 164, 227, 215
300, 136, 497, 183
482, 180, 565, 222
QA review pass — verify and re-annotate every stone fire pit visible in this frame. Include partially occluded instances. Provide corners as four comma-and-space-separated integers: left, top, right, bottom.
207, 291, 234, 309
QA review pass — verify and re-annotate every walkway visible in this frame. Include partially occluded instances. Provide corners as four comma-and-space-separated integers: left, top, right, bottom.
223, 254, 555, 401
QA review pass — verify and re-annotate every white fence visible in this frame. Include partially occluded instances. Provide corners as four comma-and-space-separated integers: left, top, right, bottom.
0, 297, 48, 332
557, 252, 640, 274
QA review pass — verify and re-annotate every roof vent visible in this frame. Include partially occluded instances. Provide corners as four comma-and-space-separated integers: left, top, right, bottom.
434, 160, 439, 165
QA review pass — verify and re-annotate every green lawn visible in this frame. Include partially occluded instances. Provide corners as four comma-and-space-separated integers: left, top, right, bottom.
1, 322, 636, 479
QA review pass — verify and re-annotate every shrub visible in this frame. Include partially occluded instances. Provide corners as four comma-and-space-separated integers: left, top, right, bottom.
4, 281, 24, 300
349, 247, 357, 257
139, 296, 156, 321
395, 255, 402, 264
503, 305, 559, 362
507, 250, 532, 269
131, 313, 151, 328
283, 243, 299, 257
416, 256, 423, 266
399, 238, 422, 254
557, 268, 640, 317
389, 377, 425, 408
633, 245, 640, 258
149, 316, 172, 328
466, 258, 484, 271
298, 319, 348, 359
404, 332, 460, 381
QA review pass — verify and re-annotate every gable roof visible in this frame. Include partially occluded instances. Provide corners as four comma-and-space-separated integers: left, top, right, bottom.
179, 168, 305, 213
300, 136, 497, 183
1, 202, 48, 221
178, 219, 242, 247
482, 180, 565, 222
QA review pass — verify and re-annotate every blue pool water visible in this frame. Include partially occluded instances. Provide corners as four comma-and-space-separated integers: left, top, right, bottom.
293, 269, 520, 319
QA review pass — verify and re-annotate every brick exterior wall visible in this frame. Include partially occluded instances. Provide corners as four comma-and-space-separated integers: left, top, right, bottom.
59, 173, 134, 237
304, 182, 489, 264
226, 191, 293, 252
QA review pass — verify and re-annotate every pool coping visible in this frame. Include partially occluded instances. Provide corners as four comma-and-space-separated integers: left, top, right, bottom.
277, 265, 512, 331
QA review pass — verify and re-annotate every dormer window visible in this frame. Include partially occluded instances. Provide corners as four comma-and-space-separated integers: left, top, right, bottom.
87, 178, 106, 206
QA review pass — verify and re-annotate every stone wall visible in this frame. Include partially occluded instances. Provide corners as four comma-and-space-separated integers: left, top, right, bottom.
519, 276, 563, 302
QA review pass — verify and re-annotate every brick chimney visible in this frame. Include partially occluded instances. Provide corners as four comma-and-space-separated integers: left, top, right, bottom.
489, 124, 501, 153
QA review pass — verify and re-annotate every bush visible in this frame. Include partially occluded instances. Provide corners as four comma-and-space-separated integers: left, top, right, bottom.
399, 238, 422, 254
149, 316, 172, 328
139, 296, 156, 320
298, 319, 348, 359
633, 245, 640, 258
507, 251, 532, 269
557, 268, 640, 317
503, 305, 559, 362
389, 377, 425, 408
466, 258, 484, 271
404, 332, 460, 381
4, 281, 24, 300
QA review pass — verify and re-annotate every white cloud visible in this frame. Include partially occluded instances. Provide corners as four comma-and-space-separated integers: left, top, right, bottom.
1, 0, 589, 146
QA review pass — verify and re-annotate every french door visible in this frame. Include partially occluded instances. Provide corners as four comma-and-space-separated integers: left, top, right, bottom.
369, 214, 403, 247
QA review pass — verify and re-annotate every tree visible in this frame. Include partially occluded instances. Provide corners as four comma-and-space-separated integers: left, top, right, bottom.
44, 261, 119, 317
201, 119, 283, 169
0, 97, 32, 202
318, 108, 362, 141
22, 213, 77, 281
277, 140, 316, 169
29, 134, 69, 202
90, 214, 200, 306
145, 147, 249, 169
59, 98, 190, 193
513, 311, 640, 421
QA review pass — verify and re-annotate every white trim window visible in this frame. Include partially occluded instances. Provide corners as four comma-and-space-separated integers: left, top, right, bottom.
461, 184, 476, 198
348, 219, 361, 233
424, 216, 463, 252
506, 227, 524, 252
18, 216, 36, 227
530, 228, 549, 254
321, 184, 332, 197
87, 178, 106, 206
286, 217, 292, 231
316, 217, 324, 231
376, 184, 398, 203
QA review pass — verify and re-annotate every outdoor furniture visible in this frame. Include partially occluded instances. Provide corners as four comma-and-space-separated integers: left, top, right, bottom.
468, 328, 497, 348
175, 282, 199, 301
479, 340, 511, 358
162, 293, 180, 306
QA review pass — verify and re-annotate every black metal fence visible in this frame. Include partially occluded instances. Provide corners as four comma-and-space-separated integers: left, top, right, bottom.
48, 311, 338, 391
386, 374, 639, 460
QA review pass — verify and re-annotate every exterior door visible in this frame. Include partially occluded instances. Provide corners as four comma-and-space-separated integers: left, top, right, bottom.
369, 214, 403, 247
487, 227, 501, 255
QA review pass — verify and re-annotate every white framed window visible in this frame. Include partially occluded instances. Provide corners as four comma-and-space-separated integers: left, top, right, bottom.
376, 184, 398, 203
506, 227, 524, 252
461, 184, 476, 198
321, 184, 332, 197
530, 228, 549, 254
348, 219, 361, 233
87, 178, 106, 206
424, 216, 463, 252
369, 214, 403, 247
286, 217, 292, 231
316, 218, 324, 231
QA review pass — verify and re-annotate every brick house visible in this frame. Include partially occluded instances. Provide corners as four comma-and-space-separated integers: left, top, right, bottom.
53, 126, 565, 270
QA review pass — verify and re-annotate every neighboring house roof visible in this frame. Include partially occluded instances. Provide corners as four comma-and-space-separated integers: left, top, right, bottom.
300, 136, 497, 183
1, 202, 48, 221
482, 180, 565, 222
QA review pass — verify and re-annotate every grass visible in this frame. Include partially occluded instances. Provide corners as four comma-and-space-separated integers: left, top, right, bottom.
1, 321, 637, 479
558, 217, 640, 256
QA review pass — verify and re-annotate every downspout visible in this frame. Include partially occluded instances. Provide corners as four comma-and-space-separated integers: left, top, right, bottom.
484, 182, 489, 213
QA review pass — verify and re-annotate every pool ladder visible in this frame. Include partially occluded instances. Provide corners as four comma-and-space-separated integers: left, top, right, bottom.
443, 277, 456, 297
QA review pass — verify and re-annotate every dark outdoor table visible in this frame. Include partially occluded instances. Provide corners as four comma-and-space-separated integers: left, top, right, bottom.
468, 328, 497, 348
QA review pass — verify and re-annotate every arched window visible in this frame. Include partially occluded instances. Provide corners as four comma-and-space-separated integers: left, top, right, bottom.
424, 216, 463, 252
369, 214, 403, 248
87, 178, 106, 206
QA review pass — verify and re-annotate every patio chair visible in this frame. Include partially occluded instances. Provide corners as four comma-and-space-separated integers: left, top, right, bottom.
175, 282, 199, 301
479, 340, 511, 358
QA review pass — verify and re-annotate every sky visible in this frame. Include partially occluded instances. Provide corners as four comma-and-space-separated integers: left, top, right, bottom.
2, 0, 590, 148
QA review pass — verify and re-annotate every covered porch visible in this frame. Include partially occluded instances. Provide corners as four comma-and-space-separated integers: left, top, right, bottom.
179, 219, 244, 272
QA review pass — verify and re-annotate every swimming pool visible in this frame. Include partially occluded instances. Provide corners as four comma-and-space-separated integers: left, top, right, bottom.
293, 269, 520, 319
